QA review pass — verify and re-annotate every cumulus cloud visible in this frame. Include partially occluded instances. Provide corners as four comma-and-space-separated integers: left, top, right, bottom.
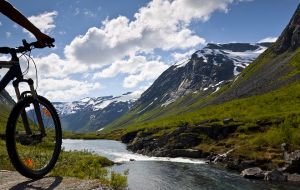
172, 49, 196, 61
62, 0, 242, 91
64, 0, 237, 66
24, 11, 58, 36
130, 84, 152, 99
40, 78, 101, 101
93, 55, 169, 88
8, 0, 247, 101
258, 36, 278, 43
123, 60, 169, 88
5, 76, 101, 102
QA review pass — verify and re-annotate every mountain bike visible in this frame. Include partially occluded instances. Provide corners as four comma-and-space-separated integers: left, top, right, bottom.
0, 39, 62, 179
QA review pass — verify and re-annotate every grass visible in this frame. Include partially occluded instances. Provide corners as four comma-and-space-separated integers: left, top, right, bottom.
0, 139, 128, 189
0, 104, 128, 190
100, 79, 300, 166
103, 80, 300, 136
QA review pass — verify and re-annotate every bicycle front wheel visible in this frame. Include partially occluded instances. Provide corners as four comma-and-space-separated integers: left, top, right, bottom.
6, 95, 62, 179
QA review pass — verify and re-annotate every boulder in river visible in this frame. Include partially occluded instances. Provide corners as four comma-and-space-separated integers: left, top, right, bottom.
241, 167, 265, 179
264, 169, 287, 182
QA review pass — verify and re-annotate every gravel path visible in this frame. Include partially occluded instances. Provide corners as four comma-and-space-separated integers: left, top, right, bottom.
0, 170, 111, 190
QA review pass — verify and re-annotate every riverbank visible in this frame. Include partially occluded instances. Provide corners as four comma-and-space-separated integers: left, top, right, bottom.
0, 139, 128, 189
63, 139, 300, 190
117, 117, 300, 182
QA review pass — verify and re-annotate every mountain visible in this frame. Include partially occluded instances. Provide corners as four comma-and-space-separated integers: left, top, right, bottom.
207, 3, 300, 105
136, 42, 272, 112
105, 42, 271, 129
53, 92, 137, 132
101, 3, 300, 174
0, 90, 15, 135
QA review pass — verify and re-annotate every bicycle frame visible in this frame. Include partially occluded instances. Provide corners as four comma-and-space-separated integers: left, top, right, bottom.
0, 52, 46, 136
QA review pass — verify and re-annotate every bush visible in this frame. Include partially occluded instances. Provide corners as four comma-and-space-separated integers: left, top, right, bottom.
110, 170, 128, 190
250, 119, 300, 148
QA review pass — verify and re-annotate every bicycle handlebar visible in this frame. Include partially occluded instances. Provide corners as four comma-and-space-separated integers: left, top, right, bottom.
0, 39, 55, 55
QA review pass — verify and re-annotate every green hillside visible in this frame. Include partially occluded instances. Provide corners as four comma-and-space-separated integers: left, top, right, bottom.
103, 48, 300, 134
99, 5, 300, 169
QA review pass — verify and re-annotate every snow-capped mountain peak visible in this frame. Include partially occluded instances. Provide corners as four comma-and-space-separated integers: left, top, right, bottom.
136, 42, 272, 112
53, 92, 138, 132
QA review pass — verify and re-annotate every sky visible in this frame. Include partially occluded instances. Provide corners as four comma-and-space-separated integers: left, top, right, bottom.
0, 0, 298, 102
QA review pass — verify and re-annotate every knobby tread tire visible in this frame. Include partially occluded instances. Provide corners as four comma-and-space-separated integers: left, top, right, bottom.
6, 95, 62, 179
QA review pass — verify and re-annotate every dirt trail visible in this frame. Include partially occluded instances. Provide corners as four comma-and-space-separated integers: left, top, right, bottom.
0, 170, 110, 190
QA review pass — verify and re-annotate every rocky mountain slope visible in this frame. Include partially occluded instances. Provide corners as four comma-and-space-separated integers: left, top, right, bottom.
101, 3, 300, 176
136, 42, 272, 112
54, 92, 137, 132
105, 42, 271, 130
207, 3, 300, 105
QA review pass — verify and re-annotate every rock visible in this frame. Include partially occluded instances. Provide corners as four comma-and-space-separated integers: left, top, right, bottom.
274, 4, 300, 53
287, 173, 300, 182
264, 169, 287, 182
223, 118, 233, 124
282, 149, 300, 173
241, 167, 265, 180
213, 150, 233, 163
121, 131, 139, 143
129, 159, 135, 161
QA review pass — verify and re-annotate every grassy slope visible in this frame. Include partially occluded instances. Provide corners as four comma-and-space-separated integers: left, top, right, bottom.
99, 48, 300, 166
104, 48, 300, 133
103, 49, 277, 132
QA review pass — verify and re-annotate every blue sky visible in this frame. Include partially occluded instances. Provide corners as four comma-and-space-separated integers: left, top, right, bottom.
0, 0, 298, 102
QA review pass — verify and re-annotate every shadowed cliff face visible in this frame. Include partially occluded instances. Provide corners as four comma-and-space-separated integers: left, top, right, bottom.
274, 4, 300, 53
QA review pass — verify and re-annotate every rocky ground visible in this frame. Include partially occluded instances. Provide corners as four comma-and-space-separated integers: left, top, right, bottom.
121, 118, 300, 182
0, 170, 111, 190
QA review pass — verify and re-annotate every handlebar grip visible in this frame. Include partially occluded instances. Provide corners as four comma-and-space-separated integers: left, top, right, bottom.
32, 38, 55, 48
0, 47, 11, 54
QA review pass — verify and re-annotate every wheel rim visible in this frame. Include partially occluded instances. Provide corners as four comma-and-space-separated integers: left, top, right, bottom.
13, 98, 59, 173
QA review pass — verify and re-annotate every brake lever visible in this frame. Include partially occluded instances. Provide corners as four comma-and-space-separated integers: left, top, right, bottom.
22, 39, 31, 51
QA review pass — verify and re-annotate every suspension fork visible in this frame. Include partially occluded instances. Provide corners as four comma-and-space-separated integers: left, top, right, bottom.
13, 79, 46, 136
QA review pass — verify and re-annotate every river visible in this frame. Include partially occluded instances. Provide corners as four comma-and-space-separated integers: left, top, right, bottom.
62, 139, 299, 190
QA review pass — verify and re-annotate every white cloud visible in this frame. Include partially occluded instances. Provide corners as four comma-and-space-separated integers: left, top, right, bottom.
94, 55, 150, 78
93, 55, 169, 88
5, 77, 101, 102
172, 49, 196, 61
6, 0, 248, 102
40, 78, 101, 101
63, 0, 244, 91
130, 85, 151, 99
24, 11, 58, 36
258, 36, 278, 43
31, 53, 88, 78
123, 60, 169, 88
65, 0, 237, 66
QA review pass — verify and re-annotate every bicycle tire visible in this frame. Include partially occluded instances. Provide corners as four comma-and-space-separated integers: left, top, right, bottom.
6, 95, 62, 179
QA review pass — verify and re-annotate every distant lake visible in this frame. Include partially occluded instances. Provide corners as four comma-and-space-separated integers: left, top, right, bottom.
63, 139, 299, 190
